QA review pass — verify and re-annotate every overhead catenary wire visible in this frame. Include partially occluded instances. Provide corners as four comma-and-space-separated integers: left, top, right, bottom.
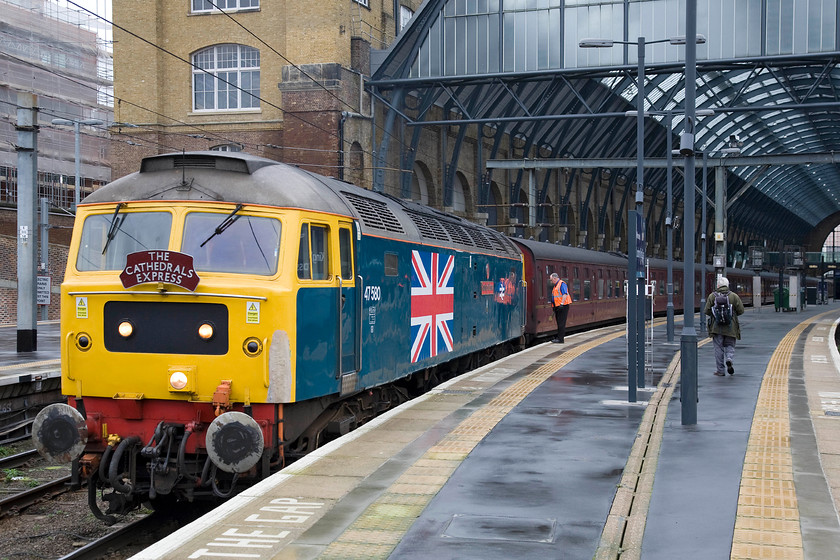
59, 0, 485, 189
5, 2, 494, 195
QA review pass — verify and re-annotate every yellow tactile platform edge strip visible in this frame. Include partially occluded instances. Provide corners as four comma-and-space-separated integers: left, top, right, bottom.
729, 316, 818, 560
318, 330, 626, 560
0, 359, 60, 372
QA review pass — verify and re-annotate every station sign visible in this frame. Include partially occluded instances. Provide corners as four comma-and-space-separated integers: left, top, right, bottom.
635, 213, 645, 277
120, 250, 200, 291
36, 275, 51, 305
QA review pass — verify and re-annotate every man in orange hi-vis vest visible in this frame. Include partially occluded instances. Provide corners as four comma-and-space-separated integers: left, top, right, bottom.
549, 272, 571, 343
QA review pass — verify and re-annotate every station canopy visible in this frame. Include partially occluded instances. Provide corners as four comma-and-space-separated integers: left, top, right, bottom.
369, 0, 840, 248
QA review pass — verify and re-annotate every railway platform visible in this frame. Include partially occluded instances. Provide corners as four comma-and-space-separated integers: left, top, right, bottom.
15, 306, 840, 559
0, 322, 62, 443
0, 321, 61, 381
128, 303, 840, 560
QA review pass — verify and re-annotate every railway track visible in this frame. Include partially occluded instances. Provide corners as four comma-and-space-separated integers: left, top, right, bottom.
0, 474, 74, 518
0, 447, 78, 519
0, 448, 39, 470
57, 513, 157, 560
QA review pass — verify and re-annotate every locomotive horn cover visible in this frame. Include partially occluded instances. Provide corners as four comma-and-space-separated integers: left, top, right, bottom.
32, 403, 88, 462
206, 411, 264, 474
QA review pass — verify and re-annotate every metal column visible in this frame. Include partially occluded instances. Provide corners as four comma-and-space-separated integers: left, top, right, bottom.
16, 93, 38, 352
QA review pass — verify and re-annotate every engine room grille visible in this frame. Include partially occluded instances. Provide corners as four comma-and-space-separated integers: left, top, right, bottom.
406, 211, 450, 242
440, 221, 473, 246
406, 210, 518, 257
342, 192, 406, 234
464, 226, 494, 250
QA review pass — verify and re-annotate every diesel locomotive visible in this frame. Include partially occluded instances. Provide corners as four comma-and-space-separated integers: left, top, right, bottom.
33, 151, 815, 522
33, 151, 525, 522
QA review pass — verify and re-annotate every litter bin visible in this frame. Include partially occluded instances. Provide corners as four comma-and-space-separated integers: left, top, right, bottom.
806, 286, 817, 305
774, 288, 789, 312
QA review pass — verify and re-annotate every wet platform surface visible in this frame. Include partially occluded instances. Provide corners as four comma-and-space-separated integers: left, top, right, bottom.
0, 322, 61, 385
8, 308, 840, 559
130, 303, 840, 560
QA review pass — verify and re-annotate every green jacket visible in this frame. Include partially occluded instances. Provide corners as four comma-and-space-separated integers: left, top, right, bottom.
703, 287, 745, 339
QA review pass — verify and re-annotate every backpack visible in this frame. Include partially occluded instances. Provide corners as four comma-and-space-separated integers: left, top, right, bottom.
711, 292, 733, 326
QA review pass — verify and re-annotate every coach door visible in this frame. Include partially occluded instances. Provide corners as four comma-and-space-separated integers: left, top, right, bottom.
338, 223, 358, 381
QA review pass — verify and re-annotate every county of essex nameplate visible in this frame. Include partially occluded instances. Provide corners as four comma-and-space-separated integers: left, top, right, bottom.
120, 250, 200, 291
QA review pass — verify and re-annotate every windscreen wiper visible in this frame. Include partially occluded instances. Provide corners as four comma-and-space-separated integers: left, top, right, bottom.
102, 203, 125, 255
200, 204, 244, 247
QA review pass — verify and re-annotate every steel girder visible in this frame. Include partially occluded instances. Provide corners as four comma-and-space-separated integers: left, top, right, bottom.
370, 11, 840, 247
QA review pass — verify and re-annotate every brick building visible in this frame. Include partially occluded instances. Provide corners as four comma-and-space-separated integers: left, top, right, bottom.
109, 1, 516, 226
110, 2, 667, 253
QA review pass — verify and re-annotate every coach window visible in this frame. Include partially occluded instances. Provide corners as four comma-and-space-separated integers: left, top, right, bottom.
339, 227, 353, 280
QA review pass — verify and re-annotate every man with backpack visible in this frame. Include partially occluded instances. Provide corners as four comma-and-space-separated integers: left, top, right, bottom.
704, 276, 745, 376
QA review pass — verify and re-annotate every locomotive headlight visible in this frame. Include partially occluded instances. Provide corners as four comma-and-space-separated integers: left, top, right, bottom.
198, 322, 215, 340
118, 320, 134, 338
169, 371, 189, 390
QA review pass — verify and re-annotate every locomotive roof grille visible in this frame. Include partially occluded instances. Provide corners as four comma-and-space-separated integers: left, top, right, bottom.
139, 153, 275, 175
464, 225, 493, 250
406, 211, 450, 242
405, 210, 518, 257
342, 192, 406, 234
440, 220, 473, 246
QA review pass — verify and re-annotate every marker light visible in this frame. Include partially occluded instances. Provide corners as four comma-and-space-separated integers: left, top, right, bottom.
75, 332, 92, 351
243, 337, 262, 357
169, 371, 189, 390
118, 321, 134, 338
198, 323, 215, 340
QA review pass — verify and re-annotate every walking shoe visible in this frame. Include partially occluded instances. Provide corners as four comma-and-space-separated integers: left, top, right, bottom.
726, 360, 734, 375
714, 371, 725, 377
551, 338, 561, 343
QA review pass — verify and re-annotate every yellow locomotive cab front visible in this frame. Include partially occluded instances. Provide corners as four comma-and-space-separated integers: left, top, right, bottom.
60, 201, 293, 406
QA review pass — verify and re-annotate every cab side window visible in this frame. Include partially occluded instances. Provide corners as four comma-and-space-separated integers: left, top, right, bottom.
310, 225, 329, 279
298, 223, 330, 280
339, 227, 353, 279
298, 225, 310, 279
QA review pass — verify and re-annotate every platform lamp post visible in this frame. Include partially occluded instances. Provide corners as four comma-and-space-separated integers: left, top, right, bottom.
680, 0, 700, 425
51, 118, 104, 211
627, 108, 714, 343
699, 144, 741, 325
580, 33, 706, 401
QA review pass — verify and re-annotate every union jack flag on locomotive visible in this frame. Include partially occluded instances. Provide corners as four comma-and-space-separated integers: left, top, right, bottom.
410, 250, 455, 363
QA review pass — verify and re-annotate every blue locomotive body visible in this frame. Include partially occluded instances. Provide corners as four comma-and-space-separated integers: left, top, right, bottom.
294, 210, 524, 401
